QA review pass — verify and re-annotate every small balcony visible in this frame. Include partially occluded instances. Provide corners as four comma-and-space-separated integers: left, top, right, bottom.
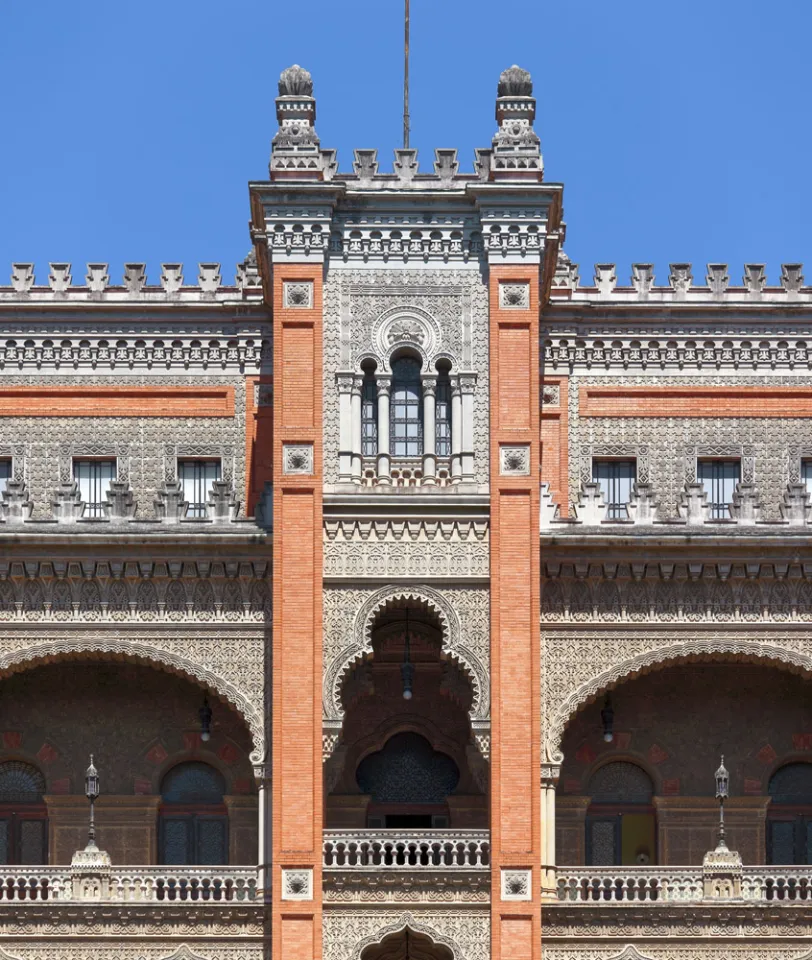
322, 830, 490, 869
0, 865, 258, 903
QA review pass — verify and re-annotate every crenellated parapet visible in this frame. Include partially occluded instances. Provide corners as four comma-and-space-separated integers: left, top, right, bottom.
551, 258, 811, 303
0, 257, 263, 302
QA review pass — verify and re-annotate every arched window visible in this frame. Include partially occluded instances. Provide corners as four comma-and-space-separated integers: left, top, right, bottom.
768, 763, 812, 864
361, 373, 378, 457
586, 761, 656, 866
159, 762, 227, 866
435, 372, 452, 458
390, 358, 423, 458
356, 732, 459, 829
0, 761, 48, 864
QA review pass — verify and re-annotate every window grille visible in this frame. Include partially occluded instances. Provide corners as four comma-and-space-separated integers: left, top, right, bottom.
178, 460, 221, 519
159, 762, 227, 865
361, 375, 378, 457
435, 375, 452, 458
73, 459, 115, 518
697, 459, 740, 519
592, 459, 636, 519
0, 460, 10, 496
390, 358, 422, 458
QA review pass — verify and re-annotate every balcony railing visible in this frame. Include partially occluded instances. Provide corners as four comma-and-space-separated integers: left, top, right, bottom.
555, 866, 812, 903
323, 830, 490, 869
0, 866, 258, 903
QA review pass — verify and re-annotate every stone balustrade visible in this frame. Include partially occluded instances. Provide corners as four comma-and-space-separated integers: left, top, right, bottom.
0, 866, 257, 903
555, 866, 812, 903
322, 830, 491, 869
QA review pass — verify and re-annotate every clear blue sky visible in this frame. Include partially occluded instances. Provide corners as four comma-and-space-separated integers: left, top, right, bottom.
1, 0, 809, 286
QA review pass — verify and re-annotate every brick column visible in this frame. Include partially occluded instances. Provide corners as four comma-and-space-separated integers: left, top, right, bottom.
489, 265, 542, 960
272, 264, 324, 960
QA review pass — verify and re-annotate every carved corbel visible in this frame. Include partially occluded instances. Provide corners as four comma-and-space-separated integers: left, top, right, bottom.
678, 482, 710, 524
780, 482, 811, 525
206, 479, 239, 522
573, 481, 607, 525
626, 481, 659, 524
729, 481, 762, 525
51, 482, 83, 522
0, 480, 33, 523
104, 480, 136, 520
153, 480, 187, 523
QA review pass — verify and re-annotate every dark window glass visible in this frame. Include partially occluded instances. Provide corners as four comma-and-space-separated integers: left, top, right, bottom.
178, 460, 221, 519
73, 459, 115, 518
390, 358, 423, 458
159, 763, 227, 865
592, 460, 636, 519
0, 460, 10, 496
697, 459, 740, 519
767, 763, 812, 864
435, 376, 452, 458
361, 376, 378, 457
0, 762, 48, 865
802, 459, 812, 493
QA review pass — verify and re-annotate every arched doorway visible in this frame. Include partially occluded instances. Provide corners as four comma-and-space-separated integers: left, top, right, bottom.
356, 732, 460, 829
0, 761, 47, 864
767, 763, 812, 864
360, 927, 454, 960
159, 762, 228, 865
586, 761, 656, 866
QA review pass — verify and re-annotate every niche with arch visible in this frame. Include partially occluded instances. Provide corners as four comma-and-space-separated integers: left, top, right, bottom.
0, 761, 48, 864
768, 762, 812, 864
586, 761, 656, 866
159, 762, 228, 865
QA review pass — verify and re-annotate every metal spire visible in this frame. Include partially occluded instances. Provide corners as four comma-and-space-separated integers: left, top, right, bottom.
403, 0, 411, 149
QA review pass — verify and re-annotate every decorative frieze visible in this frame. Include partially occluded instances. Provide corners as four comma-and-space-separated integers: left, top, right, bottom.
323, 910, 489, 960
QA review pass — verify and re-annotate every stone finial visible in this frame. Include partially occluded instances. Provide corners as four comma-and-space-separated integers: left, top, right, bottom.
236, 250, 261, 290
206, 479, 239, 522
669, 263, 693, 299
497, 65, 533, 97
0, 480, 33, 523
780, 483, 811, 525
729, 482, 761, 525
632, 264, 654, 299
278, 64, 313, 97
11, 263, 35, 293
160, 264, 183, 295
255, 481, 273, 528
123, 263, 146, 293
743, 263, 766, 298
153, 480, 188, 523
271, 64, 334, 181
706, 263, 729, 297
198, 262, 221, 295
573, 481, 607, 525
51, 482, 83, 522
594, 264, 617, 295
627, 482, 659, 524
49, 263, 72, 293
553, 250, 579, 291
539, 482, 560, 528
678, 482, 710, 524
781, 263, 804, 296
491, 64, 541, 179
104, 481, 136, 520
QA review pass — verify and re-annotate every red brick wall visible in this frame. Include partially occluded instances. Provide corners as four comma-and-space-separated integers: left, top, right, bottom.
0, 385, 234, 418
580, 384, 812, 418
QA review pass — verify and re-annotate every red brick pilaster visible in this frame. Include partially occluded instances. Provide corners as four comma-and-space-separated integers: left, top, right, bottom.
272, 265, 323, 960
489, 265, 542, 960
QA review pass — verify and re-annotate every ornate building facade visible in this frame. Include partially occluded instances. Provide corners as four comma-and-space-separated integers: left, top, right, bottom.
0, 61, 811, 960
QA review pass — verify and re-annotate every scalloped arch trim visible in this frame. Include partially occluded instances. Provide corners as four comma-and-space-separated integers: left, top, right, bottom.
324, 584, 487, 722
352, 913, 463, 960
0, 639, 264, 763
548, 639, 812, 764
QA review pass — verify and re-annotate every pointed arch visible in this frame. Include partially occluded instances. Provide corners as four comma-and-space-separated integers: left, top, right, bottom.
324, 584, 488, 722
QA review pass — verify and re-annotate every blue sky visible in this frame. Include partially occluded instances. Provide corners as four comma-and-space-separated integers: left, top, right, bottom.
1, 0, 809, 286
